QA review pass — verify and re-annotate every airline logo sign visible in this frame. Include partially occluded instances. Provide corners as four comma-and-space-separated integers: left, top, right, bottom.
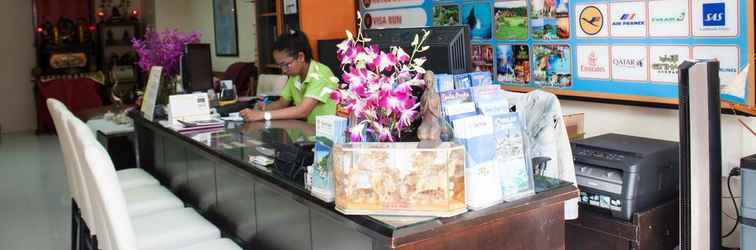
610, 2, 647, 37
611, 46, 648, 81
650, 46, 690, 83
577, 46, 610, 79
702, 3, 725, 26
576, 4, 609, 37
692, 0, 737, 36
648, 0, 690, 37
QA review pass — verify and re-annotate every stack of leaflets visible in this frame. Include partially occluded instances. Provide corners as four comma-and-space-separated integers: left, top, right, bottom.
469, 72, 493, 87
452, 115, 504, 210
311, 115, 348, 202
160, 119, 225, 133
472, 86, 510, 116
435, 74, 455, 92
453, 73, 471, 89
440, 89, 478, 125
491, 113, 535, 201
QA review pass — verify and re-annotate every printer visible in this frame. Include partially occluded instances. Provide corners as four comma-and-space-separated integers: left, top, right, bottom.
572, 133, 679, 220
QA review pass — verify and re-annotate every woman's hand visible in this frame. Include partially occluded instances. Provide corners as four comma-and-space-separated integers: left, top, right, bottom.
240, 108, 264, 122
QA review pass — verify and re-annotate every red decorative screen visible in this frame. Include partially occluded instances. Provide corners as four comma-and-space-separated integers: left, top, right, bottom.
33, 0, 92, 25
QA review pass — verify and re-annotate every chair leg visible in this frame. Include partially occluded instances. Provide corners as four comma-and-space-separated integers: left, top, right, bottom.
71, 200, 78, 250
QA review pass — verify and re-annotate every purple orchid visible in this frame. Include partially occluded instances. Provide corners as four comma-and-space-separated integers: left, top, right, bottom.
329, 12, 431, 142
132, 29, 201, 77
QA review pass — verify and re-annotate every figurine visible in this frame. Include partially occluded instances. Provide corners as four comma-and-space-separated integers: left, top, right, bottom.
417, 71, 447, 148
121, 30, 132, 43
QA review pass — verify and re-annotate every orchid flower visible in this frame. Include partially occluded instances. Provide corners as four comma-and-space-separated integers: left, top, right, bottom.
328, 12, 431, 142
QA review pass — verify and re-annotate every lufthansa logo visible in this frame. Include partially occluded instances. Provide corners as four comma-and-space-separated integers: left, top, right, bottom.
579, 6, 603, 35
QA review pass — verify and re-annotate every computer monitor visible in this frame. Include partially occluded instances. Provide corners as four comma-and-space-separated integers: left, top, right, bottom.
364, 26, 471, 74
181, 43, 214, 93
317, 39, 345, 77
678, 59, 721, 250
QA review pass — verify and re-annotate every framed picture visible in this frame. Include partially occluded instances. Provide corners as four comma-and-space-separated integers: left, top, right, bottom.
213, 0, 239, 57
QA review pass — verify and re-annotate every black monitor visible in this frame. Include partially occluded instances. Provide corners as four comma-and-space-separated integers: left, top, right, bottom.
318, 39, 345, 78
181, 43, 214, 92
364, 26, 471, 74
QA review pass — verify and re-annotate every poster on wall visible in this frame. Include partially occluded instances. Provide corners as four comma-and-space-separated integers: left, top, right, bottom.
576, 45, 610, 79
611, 45, 648, 81
530, 0, 570, 40
610, 1, 647, 37
691, 0, 738, 37
648, 0, 690, 37
532, 44, 571, 87
472, 44, 494, 73
496, 44, 530, 84
374, 0, 752, 106
433, 5, 460, 26
650, 46, 690, 83
495, 0, 528, 40
462, 3, 493, 40
575, 4, 608, 38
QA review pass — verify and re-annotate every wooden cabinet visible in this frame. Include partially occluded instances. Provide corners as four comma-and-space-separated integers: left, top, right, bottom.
255, 0, 356, 74
566, 200, 679, 250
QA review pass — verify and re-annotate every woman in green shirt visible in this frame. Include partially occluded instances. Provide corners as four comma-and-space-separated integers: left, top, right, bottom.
240, 30, 338, 124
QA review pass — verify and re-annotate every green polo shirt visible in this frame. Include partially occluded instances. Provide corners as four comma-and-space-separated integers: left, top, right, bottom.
279, 60, 338, 124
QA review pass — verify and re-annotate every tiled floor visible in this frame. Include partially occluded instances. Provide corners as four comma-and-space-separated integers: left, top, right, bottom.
0, 133, 71, 250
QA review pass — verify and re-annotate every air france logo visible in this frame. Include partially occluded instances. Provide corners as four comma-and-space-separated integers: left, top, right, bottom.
612, 13, 644, 26
702, 3, 725, 26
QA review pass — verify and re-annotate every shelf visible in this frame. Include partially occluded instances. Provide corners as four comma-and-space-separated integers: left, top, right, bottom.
259, 12, 277, 17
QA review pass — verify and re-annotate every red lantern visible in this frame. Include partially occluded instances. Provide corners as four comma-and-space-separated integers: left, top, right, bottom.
97, 10, 106, 19
131, 9, 139, 18
36, 27, 44, 33
88, 25, 97, 32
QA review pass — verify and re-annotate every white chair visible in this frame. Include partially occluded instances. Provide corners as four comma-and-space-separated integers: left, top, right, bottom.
46, 99, 84, 250
47, 99, 160, 191
72, 119, 241, 250
48, 99, 183, 247
62, 108, 185, 218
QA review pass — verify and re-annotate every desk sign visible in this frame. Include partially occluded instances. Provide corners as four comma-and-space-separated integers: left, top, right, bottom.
141, 66, 163, 121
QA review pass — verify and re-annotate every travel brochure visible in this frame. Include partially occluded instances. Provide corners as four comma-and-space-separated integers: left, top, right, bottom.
312, 115, 348, 202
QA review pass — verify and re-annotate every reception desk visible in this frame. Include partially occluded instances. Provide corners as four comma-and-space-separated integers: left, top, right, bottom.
130, 113, 579, 250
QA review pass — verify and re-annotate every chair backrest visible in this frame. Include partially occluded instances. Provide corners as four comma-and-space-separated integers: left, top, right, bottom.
60, 108, 101, 237
256, 74, 288, 97
76, 137, 138, 250
69, 117, 138, 250
222, 62, 257, 96
46, 99, 80, 204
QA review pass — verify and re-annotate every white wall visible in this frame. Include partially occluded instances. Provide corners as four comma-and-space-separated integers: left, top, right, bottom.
153, 0, 189, 33
561, 99, 755, 175
0, 0, 37, 133
146, 0, 257, 72
186, 0, 257, 72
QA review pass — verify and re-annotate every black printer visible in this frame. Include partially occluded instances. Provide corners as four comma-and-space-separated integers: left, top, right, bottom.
572, 133, 679, 220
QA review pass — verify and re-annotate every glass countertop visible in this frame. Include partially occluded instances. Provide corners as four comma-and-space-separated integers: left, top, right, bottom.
157, 119, 573, 232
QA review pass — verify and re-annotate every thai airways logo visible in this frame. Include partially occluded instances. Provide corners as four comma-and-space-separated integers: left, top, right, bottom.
652, 54, 681, 75
702, 3, 725, 27
612, 13, 644, 26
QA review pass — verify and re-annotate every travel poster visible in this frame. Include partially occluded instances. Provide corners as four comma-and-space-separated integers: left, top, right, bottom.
496, 44, 530, 84
532, 44, 571, 87
495, 0, 528, 40
462, 3, 493, 40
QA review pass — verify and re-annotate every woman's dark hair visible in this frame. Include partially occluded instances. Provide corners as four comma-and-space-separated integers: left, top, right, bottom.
273, 29, 312, 63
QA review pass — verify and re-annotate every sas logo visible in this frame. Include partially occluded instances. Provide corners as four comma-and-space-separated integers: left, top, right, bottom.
702, 3, 725, 26
579, 6, 604, 35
